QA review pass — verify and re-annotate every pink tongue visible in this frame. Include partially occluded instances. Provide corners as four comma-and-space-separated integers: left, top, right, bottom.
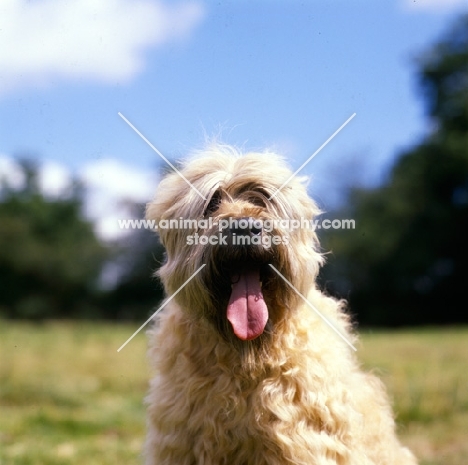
227, 270, 268, 341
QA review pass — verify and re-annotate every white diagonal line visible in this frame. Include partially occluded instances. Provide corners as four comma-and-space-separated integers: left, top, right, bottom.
117, 264, 206, 352
118, 112, 206, 200
269, 112, 356, 200
268, 264, 357, 351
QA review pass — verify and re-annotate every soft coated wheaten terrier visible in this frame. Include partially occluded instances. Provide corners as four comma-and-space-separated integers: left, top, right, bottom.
144, 145, 417, 465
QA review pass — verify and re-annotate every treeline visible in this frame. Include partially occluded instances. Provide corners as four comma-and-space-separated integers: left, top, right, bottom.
0, 160, 165, 320
319, 15, 468, 326
1, 15, 467, 325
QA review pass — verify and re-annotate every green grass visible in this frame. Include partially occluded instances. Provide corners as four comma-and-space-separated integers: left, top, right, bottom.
0, 322, 467, 464
0, 322, 148, 465
359, 327, 468, 465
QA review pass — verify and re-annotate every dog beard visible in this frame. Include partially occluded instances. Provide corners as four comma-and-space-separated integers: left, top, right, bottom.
198, 225, 293, 344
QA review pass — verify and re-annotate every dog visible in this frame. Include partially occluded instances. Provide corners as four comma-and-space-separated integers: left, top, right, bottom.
144, 144, 417, 465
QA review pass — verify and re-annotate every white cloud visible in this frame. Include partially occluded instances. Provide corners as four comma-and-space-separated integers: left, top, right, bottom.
0, 155, 26, 189
0, 156, 73, 196
80, 158, 157, 240
400, 0, 467, 13
0, 154, 158, 241
0, 0, 205, 95
38, 161, 74, 197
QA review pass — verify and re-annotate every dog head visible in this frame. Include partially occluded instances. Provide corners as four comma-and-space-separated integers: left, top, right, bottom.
146, 145, 323, 343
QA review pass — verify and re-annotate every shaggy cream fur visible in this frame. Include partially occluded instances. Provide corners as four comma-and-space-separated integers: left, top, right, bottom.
144, 145, 418, 465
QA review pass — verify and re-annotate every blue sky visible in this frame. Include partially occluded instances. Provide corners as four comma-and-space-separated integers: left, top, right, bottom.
0, 0, 466, 239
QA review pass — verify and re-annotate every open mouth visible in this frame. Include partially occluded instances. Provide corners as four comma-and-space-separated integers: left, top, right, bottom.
227, 267, 269, 341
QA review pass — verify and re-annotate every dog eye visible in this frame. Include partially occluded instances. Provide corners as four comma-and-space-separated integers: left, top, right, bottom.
204, 190, 222, 216
249, 196, 266, 208
249, 188, 269, 207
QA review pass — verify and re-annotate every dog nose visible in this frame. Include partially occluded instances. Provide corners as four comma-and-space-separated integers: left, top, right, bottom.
230, 217, 262, 237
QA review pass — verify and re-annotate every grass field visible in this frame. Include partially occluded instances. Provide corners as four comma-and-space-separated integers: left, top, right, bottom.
0, 322, 467, 465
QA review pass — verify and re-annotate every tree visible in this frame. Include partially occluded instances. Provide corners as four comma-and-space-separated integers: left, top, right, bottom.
0, 160, 108, 318
320, 15, 468, 326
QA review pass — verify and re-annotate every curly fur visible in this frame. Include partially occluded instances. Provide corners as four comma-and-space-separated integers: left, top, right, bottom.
144, 145, 418, 465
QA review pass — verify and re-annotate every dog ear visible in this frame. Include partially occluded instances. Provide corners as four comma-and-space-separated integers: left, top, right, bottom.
145, 198, 163, 224
145, 169, 186, 223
